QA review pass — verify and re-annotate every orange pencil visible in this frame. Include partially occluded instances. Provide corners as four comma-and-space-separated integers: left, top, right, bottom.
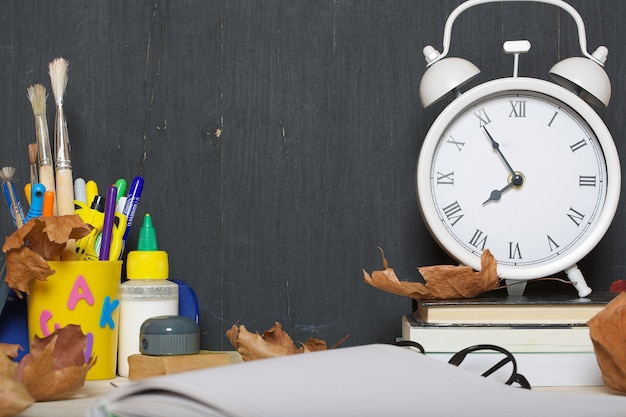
42, 191, 55, 217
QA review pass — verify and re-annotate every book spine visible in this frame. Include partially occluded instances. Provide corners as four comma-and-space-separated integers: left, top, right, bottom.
401, 316, 594, 353
426, 352, 603, 387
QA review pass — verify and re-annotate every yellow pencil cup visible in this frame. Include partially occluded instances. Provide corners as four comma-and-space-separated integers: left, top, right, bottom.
27, 260, 122, 380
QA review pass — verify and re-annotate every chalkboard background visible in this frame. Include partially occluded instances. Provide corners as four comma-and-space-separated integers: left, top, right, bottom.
0, 1, 623, 350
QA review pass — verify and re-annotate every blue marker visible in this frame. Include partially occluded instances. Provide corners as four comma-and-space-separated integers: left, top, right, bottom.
120, 176, 144, 257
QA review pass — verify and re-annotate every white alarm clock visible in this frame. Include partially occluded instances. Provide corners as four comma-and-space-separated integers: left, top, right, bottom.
416, 0, 620, 297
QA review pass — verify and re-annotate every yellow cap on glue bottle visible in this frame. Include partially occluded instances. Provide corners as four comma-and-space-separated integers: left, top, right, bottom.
126, 213, 169, 279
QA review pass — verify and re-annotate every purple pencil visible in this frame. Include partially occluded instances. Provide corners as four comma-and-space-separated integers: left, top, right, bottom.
99, 185, 118, 261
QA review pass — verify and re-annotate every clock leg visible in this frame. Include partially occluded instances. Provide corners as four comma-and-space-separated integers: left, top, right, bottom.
564, 265, 592, 298
505, 280, 527, 296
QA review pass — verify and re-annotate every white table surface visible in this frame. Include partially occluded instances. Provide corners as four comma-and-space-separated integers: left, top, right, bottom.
13, 378, 619, 417
15, 377, 132, 417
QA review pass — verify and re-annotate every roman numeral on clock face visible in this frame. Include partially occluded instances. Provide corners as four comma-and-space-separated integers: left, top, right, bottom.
437, 171, 454, 185
547, 111, 559, 127
508, 242, 522, 259
547, 235, 560, 252
473, 108, 492, 127
442, 201, 464, 226
579, 175, 596, 187
508, 100, 526, 117
570, 139, 587, 152
469, 229, 487, 250
447, 135, 465, 151
567, 207, 586, 226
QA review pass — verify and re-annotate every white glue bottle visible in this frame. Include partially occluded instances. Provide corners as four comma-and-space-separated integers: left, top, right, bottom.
117, 213, 179, 377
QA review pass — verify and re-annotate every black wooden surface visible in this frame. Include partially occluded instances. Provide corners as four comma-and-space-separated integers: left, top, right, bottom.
0, 1, 624, 350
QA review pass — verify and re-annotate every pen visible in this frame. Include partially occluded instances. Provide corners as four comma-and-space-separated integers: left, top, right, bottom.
120, 176, 144, 256
75, 196, 126, 261
75, 196, 104, 260
90, 214, 127, 261
114, 178, 127, 204
74, 178, 87, 205
99, 185, 118, 261
116, 196, 127, 215
24, 183, 32, 207
86, 180, 98, 207
107, 212, 127, 261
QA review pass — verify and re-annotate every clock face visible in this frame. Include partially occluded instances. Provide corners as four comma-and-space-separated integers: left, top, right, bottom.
417, 78, 620, 280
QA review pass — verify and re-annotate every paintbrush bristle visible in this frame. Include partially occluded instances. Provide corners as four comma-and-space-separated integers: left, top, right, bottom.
48, 57, 69, 104
27, 84, 48, 117
0, 167, 16, 182
28, 143, 38, 165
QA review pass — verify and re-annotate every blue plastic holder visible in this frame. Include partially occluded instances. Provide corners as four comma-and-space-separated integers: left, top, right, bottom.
0, 284, 30, 361
170, 278, 200, 325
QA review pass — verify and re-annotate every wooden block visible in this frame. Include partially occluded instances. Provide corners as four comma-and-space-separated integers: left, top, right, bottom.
128, 350, 240, 380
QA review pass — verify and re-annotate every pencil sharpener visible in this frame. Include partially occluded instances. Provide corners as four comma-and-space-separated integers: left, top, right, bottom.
140, 315, 200, 356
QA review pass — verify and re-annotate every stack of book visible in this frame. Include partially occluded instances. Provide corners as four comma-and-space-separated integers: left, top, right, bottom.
401, 289, 615, 387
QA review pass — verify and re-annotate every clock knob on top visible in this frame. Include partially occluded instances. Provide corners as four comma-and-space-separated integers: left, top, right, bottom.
549, 46, 611, 108
419, 45, 480, 108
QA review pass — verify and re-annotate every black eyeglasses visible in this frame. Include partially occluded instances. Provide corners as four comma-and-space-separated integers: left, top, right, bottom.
393, 340, 531, 390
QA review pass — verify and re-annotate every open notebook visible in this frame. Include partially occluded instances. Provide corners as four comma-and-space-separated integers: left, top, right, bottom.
88, 344, 626, 417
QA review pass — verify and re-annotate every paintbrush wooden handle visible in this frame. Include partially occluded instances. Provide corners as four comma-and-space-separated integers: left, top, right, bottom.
38, 165, 56, 215
55, 168, 74, 216
56, 167, 75, 260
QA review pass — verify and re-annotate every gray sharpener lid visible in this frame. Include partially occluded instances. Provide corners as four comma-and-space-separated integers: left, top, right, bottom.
140, 315, 200, 356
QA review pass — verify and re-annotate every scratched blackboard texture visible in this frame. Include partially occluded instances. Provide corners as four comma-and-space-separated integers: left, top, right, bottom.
0, 1, 624, 350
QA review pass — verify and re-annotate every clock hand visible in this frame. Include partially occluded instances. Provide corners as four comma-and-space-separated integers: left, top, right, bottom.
483, 182, 513, 205
483, 126, 515, 175
483, 173, 524, 205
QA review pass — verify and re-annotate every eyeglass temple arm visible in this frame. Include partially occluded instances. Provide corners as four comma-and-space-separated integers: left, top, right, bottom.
448, 344, 519, 379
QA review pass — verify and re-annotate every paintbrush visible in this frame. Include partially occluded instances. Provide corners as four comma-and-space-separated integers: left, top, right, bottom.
0, 167, 25, 229
27, 84, 55, 214
28, 143, 38, 184
49, 57, 75, 260
24, 143, 38, 205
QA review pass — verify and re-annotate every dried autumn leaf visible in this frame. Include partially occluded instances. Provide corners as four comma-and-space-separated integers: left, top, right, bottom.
4, 246, 55, 298
302, 337, 327, 353
0, 377, 32, 417
609, 279, 626, 294
588, 292, 626, 393
227, 322, 331, 361
16, 324, 95, 401
363, 248, 499, 300
261, 322, 301, 353
0, 343, 21, 360
2, 216, 91, 259
0, 345, 33, 416
225, 323, 239, 350
2, 216, 92, 298
227, 322, 298, 361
